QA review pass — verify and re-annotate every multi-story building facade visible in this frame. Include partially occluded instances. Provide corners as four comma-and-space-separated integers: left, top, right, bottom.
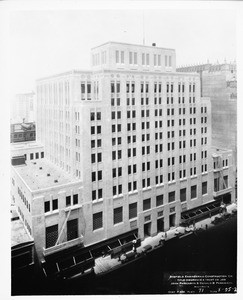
35, 41, 214, 246
177, 62, 237, 168
212, 147, 234, 204
11, 92, 36, 124
11, 42, 235, 264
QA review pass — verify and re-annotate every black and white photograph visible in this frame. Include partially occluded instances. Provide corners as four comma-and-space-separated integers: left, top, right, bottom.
1, 0, 242, 297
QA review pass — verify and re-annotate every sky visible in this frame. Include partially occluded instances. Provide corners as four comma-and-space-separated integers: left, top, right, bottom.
8, 7, 237, 97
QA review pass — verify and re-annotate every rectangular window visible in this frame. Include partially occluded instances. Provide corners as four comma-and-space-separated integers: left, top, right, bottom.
180, 188, 186, 202
67, 219, 78, 241
202, 182, 207, 195
223, 176, 228, 189
121, 51, 124, 63
143, 198, 151, 211
36, 152, 39, 159
73, 194, 78, 205
146, 53, 149, 65
41, 152, 44, 158
129, 52, 133, 64
92, 172, 96, 182
98, 189, 103, 199
44, 201, 50, 213
52, 199, 58, 210
93, 212, 103, 230
97, 126, 101, 134
168, 191, 175, 203
91, 126, 95, 135
142, 53, 145, 65
116, 50, 119, 63
129, 203, 137, 219
191, 185, 197, 199
134, 52, 137, 64
111, 82, 115, 93
46, 224, 58, 248
156, 195, 163, 207
97, 153, 102, 162
90, 112, 95, 121
114, 207, 123, 224
66, 195, 71, 206
30, 153, 33, 160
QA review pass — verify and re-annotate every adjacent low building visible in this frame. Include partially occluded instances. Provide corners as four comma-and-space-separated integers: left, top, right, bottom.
11, 122, 36, 143
11, 159, 82, 261
11, 141, 44, 165
11, 207, 34, 277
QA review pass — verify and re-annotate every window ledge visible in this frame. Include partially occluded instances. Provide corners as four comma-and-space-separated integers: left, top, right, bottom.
92, 198, 103, 204
128, 190, 138, 195
93, 227, 104, 233
180, 178, 187, 182
168, 181, 176, 185
44, 210, 59, 216
64, 204, 82, 212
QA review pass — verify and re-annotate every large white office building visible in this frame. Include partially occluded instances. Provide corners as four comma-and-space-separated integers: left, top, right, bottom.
11, 42, 235, 262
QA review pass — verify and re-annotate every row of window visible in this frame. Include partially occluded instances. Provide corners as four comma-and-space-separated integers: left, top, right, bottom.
17, 206, 31, 235
112, 171, 208, 195
90, 111, 101, 121
110, 95, 198, 107
115, 50, 171, 68
30, 151, 44, 160
17, 187, 30, 212
93, 182, 206, 231
46, 218, 79, 249
111, 81, 196, 95
44, 194, 79, 213
110, 107, 202, 121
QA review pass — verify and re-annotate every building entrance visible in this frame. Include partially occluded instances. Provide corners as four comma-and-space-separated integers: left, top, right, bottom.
169, 214, 176, 228
144, 222, 151, 237
157, 218, 164, 232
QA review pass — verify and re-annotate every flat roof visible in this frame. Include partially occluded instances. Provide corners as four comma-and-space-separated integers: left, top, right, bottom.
11, 212, 33, 247
91, 41, 175, 51
37, 69, 92, 82
13, 159, 80, 191
11, 141, 44, 151
212, 146, 232, 154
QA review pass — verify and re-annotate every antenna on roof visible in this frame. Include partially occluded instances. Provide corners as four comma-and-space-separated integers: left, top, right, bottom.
143, 11, 145, 45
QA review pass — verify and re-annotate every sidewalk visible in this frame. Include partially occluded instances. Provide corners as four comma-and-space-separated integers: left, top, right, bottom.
94, 202, 237, 275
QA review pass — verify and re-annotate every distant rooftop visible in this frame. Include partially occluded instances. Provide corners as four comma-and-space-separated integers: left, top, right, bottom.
11, 141, 43, 151
13, 159, 81, 191
11, 209, 33, 247
91, 41, 175, 51
212, 146, 232, 156
37, 69, 92, 82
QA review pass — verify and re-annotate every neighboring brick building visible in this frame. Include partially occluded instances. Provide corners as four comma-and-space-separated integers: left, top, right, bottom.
11, 122, 36, 143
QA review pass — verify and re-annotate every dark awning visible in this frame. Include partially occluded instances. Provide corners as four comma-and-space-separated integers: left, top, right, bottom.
42, 229, 139, 279
181, 199, 221, 225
